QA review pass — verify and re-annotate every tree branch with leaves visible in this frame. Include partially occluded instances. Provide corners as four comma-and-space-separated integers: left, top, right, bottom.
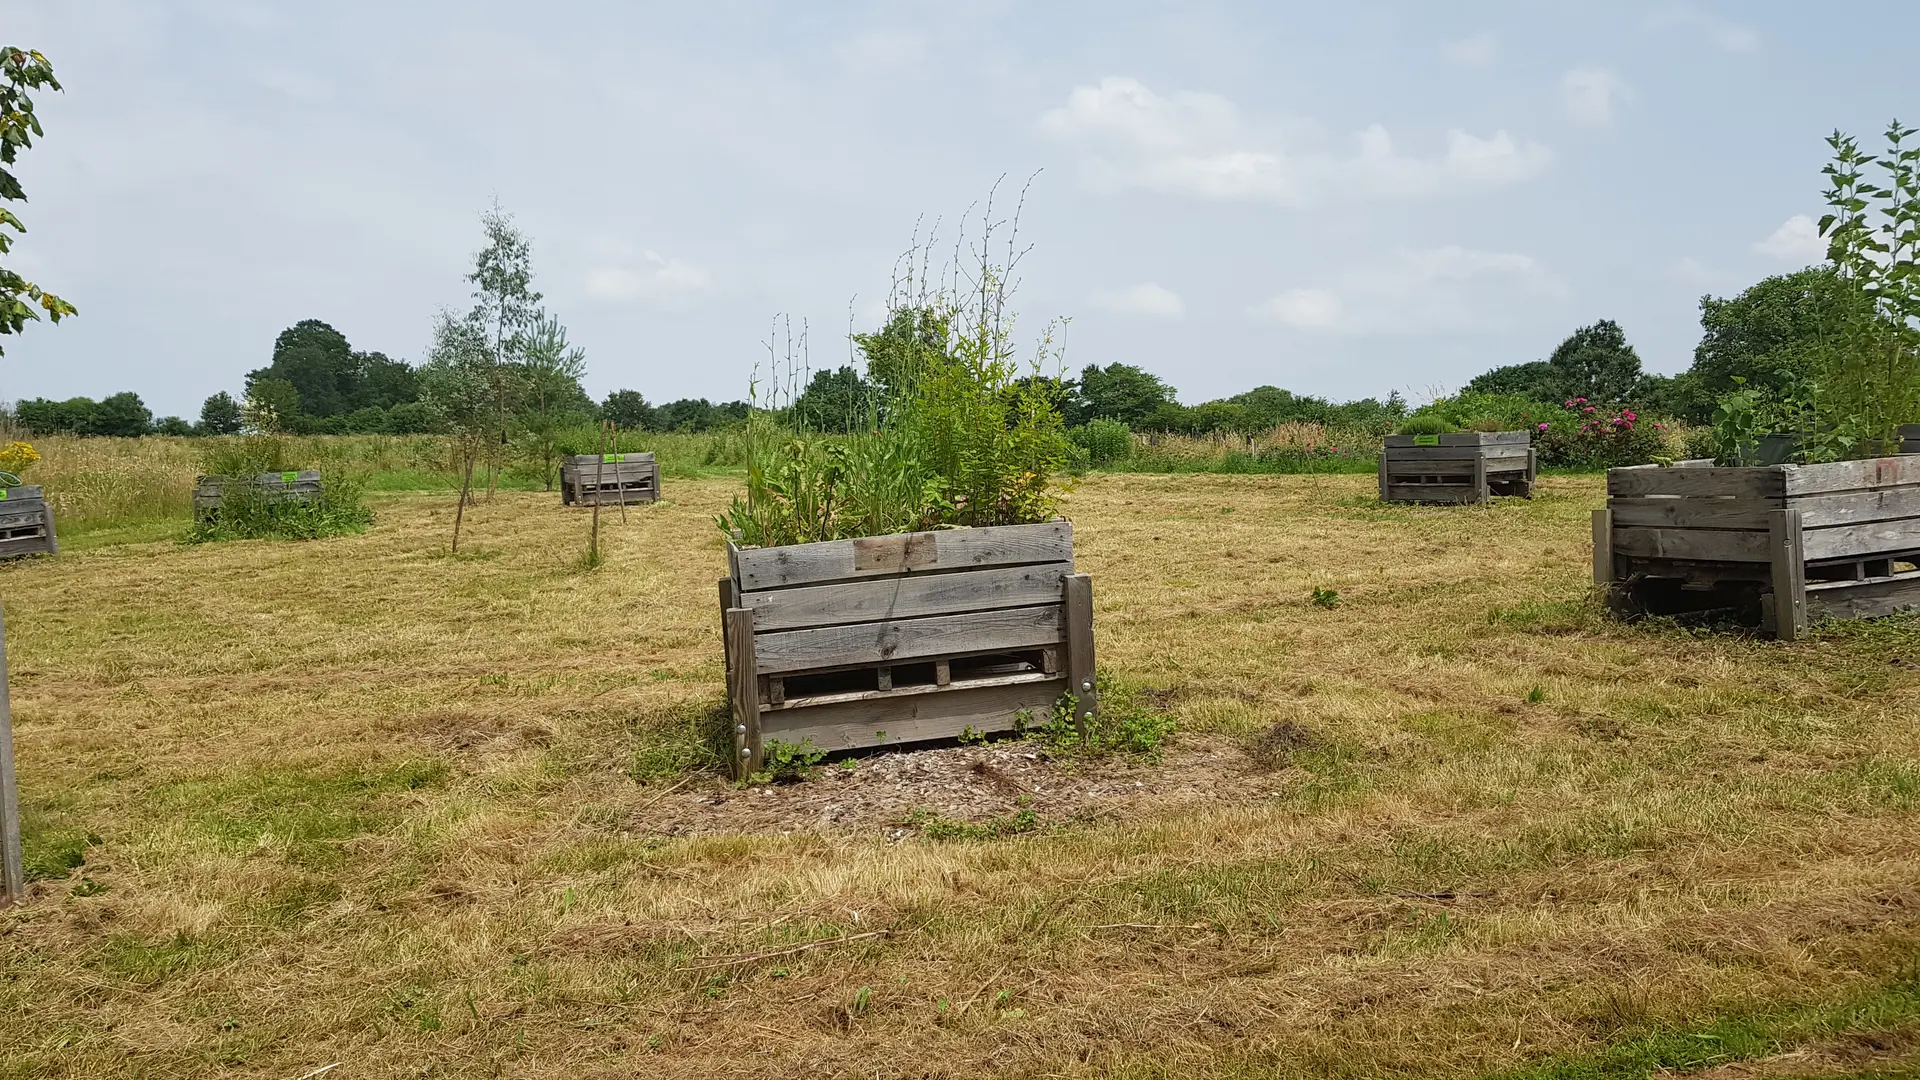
0, 47, 75, 353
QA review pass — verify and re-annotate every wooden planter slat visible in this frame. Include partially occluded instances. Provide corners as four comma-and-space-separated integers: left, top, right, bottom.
560, 453, 659, 506
737, 561, 1073, 632
0, 486, 55, 560
1597, 455, 1920, 639
193, 472, 322, 522
1379, 431, 1535, 504
721, 520, 1093, 778
729, 520, 1071, 591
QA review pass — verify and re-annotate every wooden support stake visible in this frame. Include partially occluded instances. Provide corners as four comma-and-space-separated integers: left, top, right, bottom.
1377, 450, 1389, 502
725, 608, 763, 778
1592, 508, 1614, 589
1472, 452, 1489, 505
1525, 446, 1538, 498
1063, 573, 1098, 729
934, 659, 951, 686
612, 421, 628, 524
875, 667, 892, 692
1768, 508, 1808, 640
717, 578, 735, 674
590, 422, 608, 563
1, 607, 22, 906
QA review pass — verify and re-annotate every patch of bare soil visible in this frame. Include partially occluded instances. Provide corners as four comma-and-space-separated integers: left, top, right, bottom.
1681, 1026, 1920, 1078
630, 734, 1280, 837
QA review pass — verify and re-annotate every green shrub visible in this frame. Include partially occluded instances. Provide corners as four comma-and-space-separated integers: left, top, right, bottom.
1394, 414, 1454, 436
1071, 419, 1133, 466
1407, 392, 1556, 434
186, 435, 372, 543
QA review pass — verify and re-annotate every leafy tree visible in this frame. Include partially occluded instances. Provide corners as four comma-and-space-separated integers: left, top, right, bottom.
655, 398, 751, 432
602, 389, 654, 431
854, 307, 950, 400
244, 378, 301, 433
419, 310, 496, 544
91, 391, 151, 436
199, 391, 243, 435
153, 416, 192, 436
1068, 363, 1177, 426
1680, 267, 1876, 423
244, 322, 421, 427
356, 351, 419, 410
0, 47, 75, 354
1546, 319, 1644, 405
385, 400, 436, 434
515, 312, 591, 489
1464, 361, 1559, 400
465, 203, 542, 494
791, 365, 874, 433
15, 396, 91, 434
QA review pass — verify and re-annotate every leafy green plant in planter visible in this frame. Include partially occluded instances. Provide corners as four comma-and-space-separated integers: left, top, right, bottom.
187, 435, 372, 543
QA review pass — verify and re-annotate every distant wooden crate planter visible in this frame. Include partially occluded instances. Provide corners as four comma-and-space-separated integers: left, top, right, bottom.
560, 453, 659, 506
0, 486, 56, 560
719, 520, 1096, 778
193, 471, 322, 522
1379, 432, 1535, 504
1595, 455, 1920, 640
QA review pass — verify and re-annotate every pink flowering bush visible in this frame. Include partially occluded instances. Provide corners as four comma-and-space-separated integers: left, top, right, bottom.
1529, 397, 1667, 468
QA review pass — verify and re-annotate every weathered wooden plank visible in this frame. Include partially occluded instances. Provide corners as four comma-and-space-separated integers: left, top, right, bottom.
1608, 466, 1785, 499
1791, 485, 1920, 528
1383, 432, 1528, 447
0, 486, 45, 502
1802, 515, 1920, 561
1606, 497, 1777, 530
1805, 571, 1920, 621
737, 562, 1071, 631
732, 521, 1073, 591
562, 452, 656, 466
725, 608, 762, 778
1064, 573, 1098, 727
759, 677, 1068, 752
1770, 509, 1808, 640
1782, 455, 1920, 496
0, 608, 20, 906
752, 605, 1066, 676
1383, 448, 1490, 463
1611, 526, 1771, 562
769, 669, 1055, 712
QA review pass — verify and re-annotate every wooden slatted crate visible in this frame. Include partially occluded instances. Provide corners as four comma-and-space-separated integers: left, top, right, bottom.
0, 486, 56, 560
719, 520, 1097, 778
1379, 432, 1535, 504
1595, 455, 1920, 639
193, 471, 322, 523
560, 453, 659, 506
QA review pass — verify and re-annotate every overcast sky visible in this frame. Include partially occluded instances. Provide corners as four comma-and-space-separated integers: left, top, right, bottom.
5, 1, 1914, 419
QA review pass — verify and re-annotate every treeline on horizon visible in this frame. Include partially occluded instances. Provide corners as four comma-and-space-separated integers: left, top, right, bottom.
5, 265, 1850, 443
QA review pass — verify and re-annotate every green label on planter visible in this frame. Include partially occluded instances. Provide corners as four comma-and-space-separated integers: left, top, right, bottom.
281, 471, 298, 483
602, 454, 624, 463
0, 489, 10, 501
1413, 434, 1440, 446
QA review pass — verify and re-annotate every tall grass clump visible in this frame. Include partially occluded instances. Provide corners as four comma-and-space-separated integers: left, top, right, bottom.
1116, 423, 1380, 475
720, 180, 1071, 547
186, 435, 373, 543
20, 434, 200, 533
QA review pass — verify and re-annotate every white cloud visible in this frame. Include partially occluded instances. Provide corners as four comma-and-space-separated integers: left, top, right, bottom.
1442, 32, 1497, 67
1040, 76, 1551, 207
584, 251, 715, 309
1562, 68, 1630, 126
1250, 246, 1566, 335
1753, 214, 1826, 262
1645, 8, 1760, 52
1091, 282, 1185, 319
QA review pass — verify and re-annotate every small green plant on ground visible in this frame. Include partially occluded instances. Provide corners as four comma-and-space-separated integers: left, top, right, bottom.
1311, 587, 1340, 609
1395, 414, 1456, 436
746, 738, 826, 785
1018, 672, 1173, 759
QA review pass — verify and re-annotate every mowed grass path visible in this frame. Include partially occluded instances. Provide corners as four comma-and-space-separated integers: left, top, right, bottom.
3, 475, 1919, 1079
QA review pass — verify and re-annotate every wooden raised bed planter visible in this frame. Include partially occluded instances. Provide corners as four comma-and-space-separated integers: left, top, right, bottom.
193, 471, 322, 523
0, 486, 56, 560
718, 520, 1096, 778
1595, 455, 1920, 640
1379, 432, 1535, 504
560, 453, 659, 506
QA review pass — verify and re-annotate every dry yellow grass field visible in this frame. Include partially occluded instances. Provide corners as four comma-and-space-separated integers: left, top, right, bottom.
3, 473, 1920, 1079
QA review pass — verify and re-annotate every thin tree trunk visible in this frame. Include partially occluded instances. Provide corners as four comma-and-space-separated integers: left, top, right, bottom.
453, 449, 475, 553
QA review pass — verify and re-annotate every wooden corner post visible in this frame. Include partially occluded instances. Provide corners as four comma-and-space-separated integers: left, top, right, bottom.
1768, 508, 1807, 641
1, 607, 23, 906
724, 607, 762, 779
1064, 574, 1098, 730
1376, 449, 1389, 502
1471, 450, 1489, 505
